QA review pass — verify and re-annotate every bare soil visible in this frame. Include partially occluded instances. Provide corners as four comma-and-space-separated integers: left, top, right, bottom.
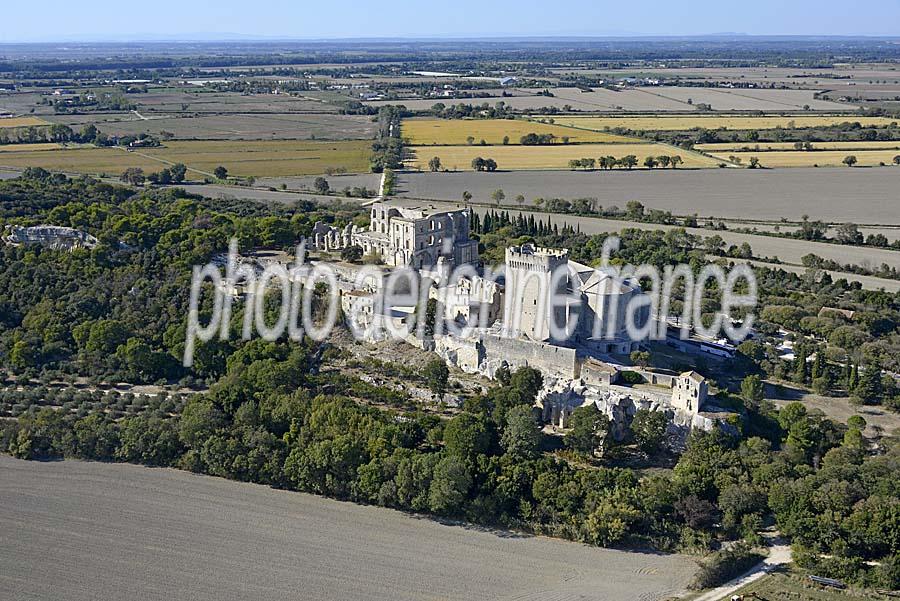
0, 456, 697, 601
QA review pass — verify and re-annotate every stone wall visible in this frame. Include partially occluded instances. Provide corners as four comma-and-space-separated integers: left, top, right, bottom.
480, 334, 577, 379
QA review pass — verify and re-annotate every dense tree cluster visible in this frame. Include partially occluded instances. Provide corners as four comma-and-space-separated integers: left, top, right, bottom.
0, 173, 367, 385
3, 341, 898, 589
369, 106, 406, 172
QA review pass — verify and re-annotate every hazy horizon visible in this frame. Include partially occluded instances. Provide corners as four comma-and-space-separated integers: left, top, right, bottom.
2, 0, 899, 43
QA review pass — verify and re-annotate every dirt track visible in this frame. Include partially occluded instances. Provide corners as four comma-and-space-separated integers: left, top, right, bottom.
0, 456, 696, 601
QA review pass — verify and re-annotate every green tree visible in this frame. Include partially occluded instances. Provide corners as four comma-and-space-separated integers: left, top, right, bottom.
313, 176, 330, 194
178, 398, 225, 448
584, 498, 641, 546
740, 375, 765, 407
842, 155, 858, 168
428, 455, 472, 514
620, 155, 638, 170
169, 163, 187, 183
443, 413, 491, 460
120, 167, 145, 186
501, 405, 540, 458
214, 165, 228, 180
72, 414, 119, 460
631, 409, 668, 455
630, 350, 650, 369
9, 340, 37, 371
340, 245, 363, 263
428, 156, 442, 172
564, 404, 609, 456
853, 365, 883, 405
423, 359, 450, 399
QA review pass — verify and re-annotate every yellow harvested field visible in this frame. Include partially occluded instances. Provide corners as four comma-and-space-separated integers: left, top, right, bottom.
698, 141, 900, 152
711, 149, 900, 168
545, 115, 898, 132
0, 140, 373, 177
402, 118, 636, 145
0, 117, 49, 129
0, 146, 161, 175
142, 140, 373, 177
408, 143, 718, 171
0, 143, 62, 152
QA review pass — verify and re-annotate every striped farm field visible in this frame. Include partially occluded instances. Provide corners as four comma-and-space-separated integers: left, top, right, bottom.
401, 118, 637, 145
543, 115, 898, 132
408, 143, 718, 171
698, 140, 900, 152
0, 116, 50, 129
712, 149, 900, 168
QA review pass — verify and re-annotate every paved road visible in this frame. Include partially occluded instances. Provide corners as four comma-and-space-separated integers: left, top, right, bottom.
0, 456, 696, 601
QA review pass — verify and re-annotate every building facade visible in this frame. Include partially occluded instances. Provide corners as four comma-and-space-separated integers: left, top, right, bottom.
501, 243, 647, 352
310, 202, 478, 270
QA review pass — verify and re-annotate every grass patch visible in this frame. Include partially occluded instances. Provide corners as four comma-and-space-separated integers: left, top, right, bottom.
720, 569, 895, 601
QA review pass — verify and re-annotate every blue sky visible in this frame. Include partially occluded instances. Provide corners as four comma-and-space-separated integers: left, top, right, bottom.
2, 0, 899, 42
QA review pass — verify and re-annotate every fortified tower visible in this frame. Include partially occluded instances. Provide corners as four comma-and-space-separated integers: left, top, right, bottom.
503, 244, 570, 342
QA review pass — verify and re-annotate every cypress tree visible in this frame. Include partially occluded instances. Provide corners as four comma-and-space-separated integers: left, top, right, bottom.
812, 350, 825, 380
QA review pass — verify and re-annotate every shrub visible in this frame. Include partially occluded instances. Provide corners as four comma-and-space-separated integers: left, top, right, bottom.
689, 542, 762, 589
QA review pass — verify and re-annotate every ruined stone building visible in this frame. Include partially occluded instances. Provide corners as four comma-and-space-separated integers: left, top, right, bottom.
310, 202, 479, 270
3, 225, 98, 250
